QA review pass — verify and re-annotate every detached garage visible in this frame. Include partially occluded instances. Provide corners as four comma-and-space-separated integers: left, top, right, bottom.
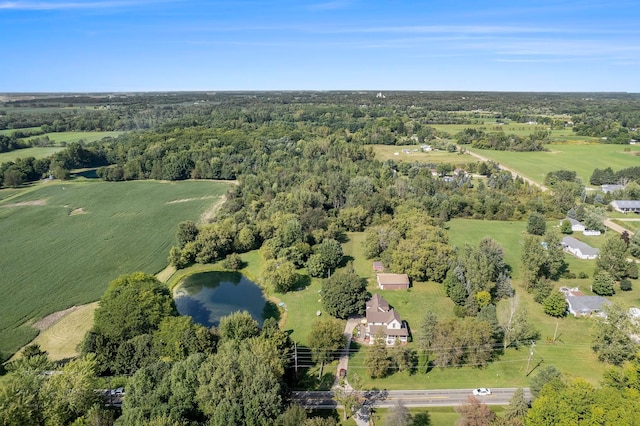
376, 273, 410, 290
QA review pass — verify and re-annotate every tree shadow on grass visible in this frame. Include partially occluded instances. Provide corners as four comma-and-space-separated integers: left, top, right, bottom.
262, 301, 281, 322
339, 255, 355, 268
295, 274, 312, 291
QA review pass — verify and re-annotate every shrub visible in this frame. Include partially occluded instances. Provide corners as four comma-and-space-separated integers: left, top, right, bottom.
223, 253, 243, 271
527, 212, 547, 236
592, 270, 615, 296
578, 272, 589, 279
620, 279, 633, 291
543, 291, 568, 317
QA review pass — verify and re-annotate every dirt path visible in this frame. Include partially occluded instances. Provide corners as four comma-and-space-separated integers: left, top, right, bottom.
32, 305, 83, 331
464, 148, 549, 192
198, 194, 227, 225
604, 219, 635, 236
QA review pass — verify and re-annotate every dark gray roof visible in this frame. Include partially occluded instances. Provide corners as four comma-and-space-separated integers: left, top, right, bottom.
562, 236, 600, 257
566, 295, 611, 313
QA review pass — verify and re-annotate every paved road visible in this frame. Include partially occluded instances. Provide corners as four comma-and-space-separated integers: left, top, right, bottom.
292, 387, 532, 409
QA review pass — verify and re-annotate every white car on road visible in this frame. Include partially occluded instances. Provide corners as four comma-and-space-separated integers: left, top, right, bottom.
472, 388, 491, 396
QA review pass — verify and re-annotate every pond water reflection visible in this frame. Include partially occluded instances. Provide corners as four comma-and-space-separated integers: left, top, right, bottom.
173, 271, 268, 327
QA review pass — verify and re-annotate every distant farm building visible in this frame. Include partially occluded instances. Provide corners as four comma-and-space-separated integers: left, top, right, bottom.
376, 273, 410, 290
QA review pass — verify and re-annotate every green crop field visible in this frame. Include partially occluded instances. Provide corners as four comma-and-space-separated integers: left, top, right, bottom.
466, 143, 640, 187
0, 147, 66, 163
0, 179, 231, 358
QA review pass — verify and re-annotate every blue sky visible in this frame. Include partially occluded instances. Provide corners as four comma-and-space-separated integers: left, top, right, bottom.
1, 0, 639, 92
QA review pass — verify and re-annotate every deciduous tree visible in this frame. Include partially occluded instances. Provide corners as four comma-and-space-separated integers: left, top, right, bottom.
321, 267, 367, 319
592, 270, 615, 296
456, 396, 496, 426
543, 291, 567, 317
596, 236, 629, 280
308, 319, 345, 378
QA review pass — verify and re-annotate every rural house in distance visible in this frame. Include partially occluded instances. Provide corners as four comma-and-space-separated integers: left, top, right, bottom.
364, 294, 410, 345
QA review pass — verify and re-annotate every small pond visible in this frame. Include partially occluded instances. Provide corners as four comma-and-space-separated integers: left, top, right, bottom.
173, 271, 270, 327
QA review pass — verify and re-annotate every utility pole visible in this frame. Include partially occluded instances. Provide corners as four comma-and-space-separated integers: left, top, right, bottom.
525, 341, 536, 375
294, 341, 298, 375
553, 321, 559, 342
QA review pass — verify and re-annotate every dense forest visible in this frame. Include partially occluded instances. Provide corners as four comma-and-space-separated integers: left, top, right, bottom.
2, 92, 640, 425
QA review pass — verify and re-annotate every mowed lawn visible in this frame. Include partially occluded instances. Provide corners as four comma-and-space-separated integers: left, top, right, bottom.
0, 179, 231, 358
0, 147, 66, 163
466, 143, 640, 187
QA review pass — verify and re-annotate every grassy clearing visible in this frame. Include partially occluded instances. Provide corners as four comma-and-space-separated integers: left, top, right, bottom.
0, 127, 42, 136
36, 131, 123, 144
446, 219, 527, 278
370, 144, 473, 164
13, 302, 99, 361
0, 146, 65, 163
466, 143, 640, 187
0, 179, 231, 358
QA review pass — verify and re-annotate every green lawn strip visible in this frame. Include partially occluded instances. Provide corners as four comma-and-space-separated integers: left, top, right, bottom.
373, 406, 499, 426
465, 143, 640, 187
0, 126, 42, 136
0, 146, 65, 163
612, 219, 640, 233
0, 179, 230, 357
